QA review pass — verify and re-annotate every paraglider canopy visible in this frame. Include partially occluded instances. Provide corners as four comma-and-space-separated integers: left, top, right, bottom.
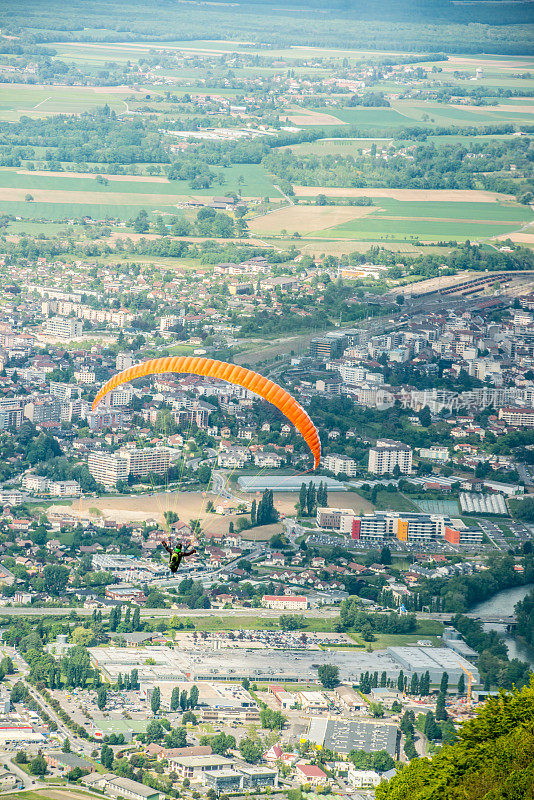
92, 356, 321, 469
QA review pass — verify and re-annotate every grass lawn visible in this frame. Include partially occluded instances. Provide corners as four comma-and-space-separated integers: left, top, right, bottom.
371, 490, 419, 512
365, 632, 443, 650
188, 615, 338, 633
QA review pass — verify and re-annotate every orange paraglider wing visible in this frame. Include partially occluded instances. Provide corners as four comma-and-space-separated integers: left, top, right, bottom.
92, 357, 321, 469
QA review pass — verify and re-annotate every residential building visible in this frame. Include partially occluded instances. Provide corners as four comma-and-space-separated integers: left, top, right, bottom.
88, 451, 129, 487
119, 447, 171, 477
24, 398, 61, 424
322, 453, 358, 476
498, 406, 534, 427
262, 595, 308, 610
44, 316, 83, 338
368, 439, 413, 475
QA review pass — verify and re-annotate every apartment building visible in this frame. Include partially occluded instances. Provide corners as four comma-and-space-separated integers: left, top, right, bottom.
116, 352, 134, 371
119, 447, 171, 477
88, 452, 129, 487
44, 316, 83, 338
322, 453, 358, 476
498, 406, 534, 427
0, 398, 23, 430
368, 439, 413, 475
24, 398, 62, 424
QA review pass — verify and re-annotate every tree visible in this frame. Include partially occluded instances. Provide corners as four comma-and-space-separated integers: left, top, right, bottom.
29, 754, 47, 776
101, 744, 114, 769
397, 669, 405, 692
239, 737, 263, 763
418, 406, 432, 427
132, 606, 141, 632
317, 664, 340, 689
299, 482, 307, 514
306, 481, 316, 516
419, 670, 430, 696
250, 499, 256, 526
180, 689, 188, 711
440, 671, 449, 695
170, 686, 180, 711
189, 685, 199, 709
424, 711, 441, 741
457, 673, 466, 695
42, 564, 69, 595
435, 692, 447, 721
380, 546, 392, 565
151, 686, 161, 715
62, 738, 71, 753
25, 193, 34, 202
410, 673, 419, 695
97, 686, 107, 711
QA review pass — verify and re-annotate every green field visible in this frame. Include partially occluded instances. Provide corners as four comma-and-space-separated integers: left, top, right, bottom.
0, 84, 134, 120
310, 107, 414, 128
313, 199, 532, 242
0, 200, 183, 222
0, 165, 282, 201
283, 137, 393, 155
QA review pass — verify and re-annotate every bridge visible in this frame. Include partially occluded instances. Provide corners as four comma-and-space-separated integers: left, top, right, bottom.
417, 611, 517, 628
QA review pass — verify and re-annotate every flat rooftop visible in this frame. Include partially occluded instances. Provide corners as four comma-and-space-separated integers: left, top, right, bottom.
90, 644, 402, 683
238, 475, 347, 492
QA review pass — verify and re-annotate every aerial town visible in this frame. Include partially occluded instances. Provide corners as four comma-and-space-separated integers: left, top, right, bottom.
0, 1, 533, 800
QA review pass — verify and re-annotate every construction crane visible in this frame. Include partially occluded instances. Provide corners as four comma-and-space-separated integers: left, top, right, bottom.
458, 661, 474, 709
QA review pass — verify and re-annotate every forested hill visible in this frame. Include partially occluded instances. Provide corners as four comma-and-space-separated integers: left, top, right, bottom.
376, 681, 534, 800
1, 0, 533, 54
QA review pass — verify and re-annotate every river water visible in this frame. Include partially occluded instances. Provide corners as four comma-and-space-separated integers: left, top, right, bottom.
471, 584, 534, 668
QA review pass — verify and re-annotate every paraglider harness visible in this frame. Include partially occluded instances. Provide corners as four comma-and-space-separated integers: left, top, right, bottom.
162, 539, 197, 573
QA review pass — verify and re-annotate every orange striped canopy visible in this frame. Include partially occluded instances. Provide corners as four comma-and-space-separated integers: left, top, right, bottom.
92, 356, 321, 469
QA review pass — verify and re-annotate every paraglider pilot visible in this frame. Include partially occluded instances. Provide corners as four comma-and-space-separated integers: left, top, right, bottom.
162, 539, 197, 573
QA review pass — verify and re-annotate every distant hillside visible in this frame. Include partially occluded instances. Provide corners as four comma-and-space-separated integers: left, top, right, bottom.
376, 680, 534, 800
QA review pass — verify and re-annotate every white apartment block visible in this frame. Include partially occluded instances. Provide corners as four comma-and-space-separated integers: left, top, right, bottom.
498, 407, 534, 427
368, 439, 412, 475
88, 452, 129, 487
119, 447, 171, 477
22, 475, 81, 496
116, 352, 134, 371
322, 453, 358, 476
44, 316, 83, 338
418, 446, 449, 462
74, 369, 96, 384
253, 451, 283, 468
102, 387, 133, 407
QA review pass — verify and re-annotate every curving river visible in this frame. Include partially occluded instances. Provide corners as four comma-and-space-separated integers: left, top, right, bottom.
471, 584, 534, 669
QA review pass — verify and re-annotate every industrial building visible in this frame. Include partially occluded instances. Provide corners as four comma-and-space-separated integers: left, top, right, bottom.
306, 717, 399, 758
89, 643, 477, 687
386, 646, 480, 687
238, 475, 346, 492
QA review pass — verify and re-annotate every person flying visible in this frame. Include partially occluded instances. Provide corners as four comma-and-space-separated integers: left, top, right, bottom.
162, 539, 197, 573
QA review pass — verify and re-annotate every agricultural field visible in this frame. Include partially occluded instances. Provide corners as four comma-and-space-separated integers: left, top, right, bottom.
0, 83, 140, 120
312, 198, 533, 243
